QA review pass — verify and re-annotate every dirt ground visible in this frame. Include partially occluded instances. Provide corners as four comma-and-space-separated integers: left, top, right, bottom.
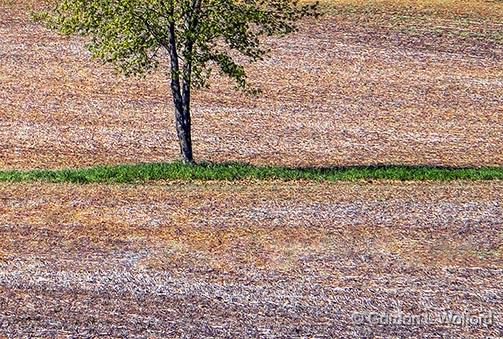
0, 181, 502, 337
1, 1, 502, 337
1, 1, 502, 169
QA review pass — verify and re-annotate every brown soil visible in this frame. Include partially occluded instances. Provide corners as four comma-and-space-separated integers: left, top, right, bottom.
0, 181, 502, 336
1, 3, 502, 169
1, 1, 502, 337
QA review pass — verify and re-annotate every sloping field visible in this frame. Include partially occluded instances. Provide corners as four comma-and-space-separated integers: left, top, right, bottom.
1, 1, 502, 169
0, 181, 502, 336
1, 1, 502, 337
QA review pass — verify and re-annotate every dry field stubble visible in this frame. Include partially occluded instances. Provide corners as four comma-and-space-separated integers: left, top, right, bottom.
0, 181, 502, 336
1, 0, 503, 337
0, 0, 502, 169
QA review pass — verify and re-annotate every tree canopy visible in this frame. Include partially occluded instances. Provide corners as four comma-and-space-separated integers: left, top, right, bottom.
37, 0, 319, 163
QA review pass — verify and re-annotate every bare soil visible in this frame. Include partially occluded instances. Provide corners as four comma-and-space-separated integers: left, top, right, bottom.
0, 181, 502, 337
1, 3, 502, 169
1, 1, 502, 337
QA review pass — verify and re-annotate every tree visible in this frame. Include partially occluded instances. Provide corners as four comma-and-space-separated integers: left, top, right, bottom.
37, 0, 318, 164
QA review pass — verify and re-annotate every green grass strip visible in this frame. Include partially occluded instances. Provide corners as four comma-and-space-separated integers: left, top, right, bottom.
0, 162, 502, 184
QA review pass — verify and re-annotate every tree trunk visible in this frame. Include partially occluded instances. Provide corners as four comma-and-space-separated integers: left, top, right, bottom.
173, 99, 194, 164
166, 12, 194, 165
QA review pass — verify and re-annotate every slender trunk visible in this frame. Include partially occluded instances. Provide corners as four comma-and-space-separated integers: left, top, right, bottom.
174, 102, 193, 164
180, 79, 192, 163
179, 7, 197, 165
167, 13, 194, 164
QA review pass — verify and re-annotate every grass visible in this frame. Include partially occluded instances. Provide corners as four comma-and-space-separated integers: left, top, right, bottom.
0, 162, 502, 184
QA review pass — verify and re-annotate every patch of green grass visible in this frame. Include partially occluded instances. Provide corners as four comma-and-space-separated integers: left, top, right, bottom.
0, 162, 502, 184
